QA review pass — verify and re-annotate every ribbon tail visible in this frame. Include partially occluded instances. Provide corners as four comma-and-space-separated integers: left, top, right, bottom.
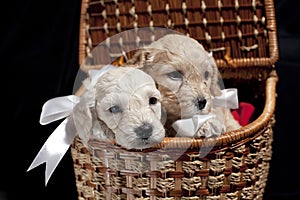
27, 117, 76, 186
27, 146, 64, 186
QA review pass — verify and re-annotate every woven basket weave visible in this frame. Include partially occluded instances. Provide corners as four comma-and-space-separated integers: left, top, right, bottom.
71, 0, 279, 199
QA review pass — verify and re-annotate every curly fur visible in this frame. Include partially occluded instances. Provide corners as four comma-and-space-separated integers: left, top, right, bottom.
72, 67, 165, 149
127, 34, 241, 137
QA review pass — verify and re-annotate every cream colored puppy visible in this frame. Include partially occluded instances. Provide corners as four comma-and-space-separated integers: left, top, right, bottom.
73, 66, 165, 149
127, 34, 241, 137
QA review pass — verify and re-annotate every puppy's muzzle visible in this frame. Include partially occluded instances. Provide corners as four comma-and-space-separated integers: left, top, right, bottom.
134, 123, 153, 139
196, 97, 207, 110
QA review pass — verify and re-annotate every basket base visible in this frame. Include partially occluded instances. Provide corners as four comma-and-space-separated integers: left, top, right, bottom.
71, 117, 274, 200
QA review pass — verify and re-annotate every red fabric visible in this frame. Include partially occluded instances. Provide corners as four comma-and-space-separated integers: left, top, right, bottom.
231, 102, 255, 126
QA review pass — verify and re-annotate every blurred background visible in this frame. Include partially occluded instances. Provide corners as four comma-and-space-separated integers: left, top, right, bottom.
1, 0, 299, 199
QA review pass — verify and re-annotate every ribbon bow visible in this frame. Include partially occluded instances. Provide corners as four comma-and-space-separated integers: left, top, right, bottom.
172, 88, 238, 137
27, 65, 116, 185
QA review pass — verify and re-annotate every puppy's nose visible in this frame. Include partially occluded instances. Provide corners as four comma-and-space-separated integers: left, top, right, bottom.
135, 123, 153, 139
197, 98, 207, 110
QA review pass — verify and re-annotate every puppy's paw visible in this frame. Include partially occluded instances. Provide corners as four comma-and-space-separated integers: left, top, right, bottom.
194, 118, 225, 138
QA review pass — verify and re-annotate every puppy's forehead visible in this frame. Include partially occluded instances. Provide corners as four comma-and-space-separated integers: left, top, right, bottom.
149, 34, 213, 72
97, 67, 157, 95
117, 68, 156, 91
150, 51, 202, 75
150, 34, 208, 58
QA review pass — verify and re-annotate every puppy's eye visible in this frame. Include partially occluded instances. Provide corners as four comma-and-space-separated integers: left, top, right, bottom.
204, 71, 209, 80
167, 71, 183, 80
149, 97, 157, 105
108, 105, 122, 113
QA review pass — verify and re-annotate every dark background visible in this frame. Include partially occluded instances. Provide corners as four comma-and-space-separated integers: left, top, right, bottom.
1, 0, 299, 199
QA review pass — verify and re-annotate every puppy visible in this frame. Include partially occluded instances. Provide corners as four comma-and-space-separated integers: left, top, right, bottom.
72, 66, 165, 149
127, 34, 241, 137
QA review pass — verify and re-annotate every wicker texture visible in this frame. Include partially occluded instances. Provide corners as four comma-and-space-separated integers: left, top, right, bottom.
72, 0, 279, 199
71, 118, 274, 199
79, 0, 278, 71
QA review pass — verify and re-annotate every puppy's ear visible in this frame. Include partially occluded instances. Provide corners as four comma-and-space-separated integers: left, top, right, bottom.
72, 98, 93, 143
160, 106, 167, 126
208, 54, 222, 96
210, 73, 222, 96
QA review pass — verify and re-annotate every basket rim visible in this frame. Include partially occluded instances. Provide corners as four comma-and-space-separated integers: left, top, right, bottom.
78, 0, 279, 69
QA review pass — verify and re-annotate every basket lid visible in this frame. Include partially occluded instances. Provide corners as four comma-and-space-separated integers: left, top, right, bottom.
79, 0, 278, 70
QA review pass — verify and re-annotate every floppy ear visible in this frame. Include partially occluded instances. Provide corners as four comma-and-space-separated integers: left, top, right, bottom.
208, 55, 222, 96
160, 106, 167, 126
72, 98, 93, 144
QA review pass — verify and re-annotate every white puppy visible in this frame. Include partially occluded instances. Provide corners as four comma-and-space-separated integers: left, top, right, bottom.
72, 66, 165, 150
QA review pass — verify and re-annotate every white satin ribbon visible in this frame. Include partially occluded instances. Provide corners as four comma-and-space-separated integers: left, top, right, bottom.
173, 114, 216, 137
172, 88, 238, 138
212, 88, 239, 109
27, 65, 117, 186
27, 95, 79, 185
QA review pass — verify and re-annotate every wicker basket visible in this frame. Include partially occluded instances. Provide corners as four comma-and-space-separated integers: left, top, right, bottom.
71, 0, 279, 199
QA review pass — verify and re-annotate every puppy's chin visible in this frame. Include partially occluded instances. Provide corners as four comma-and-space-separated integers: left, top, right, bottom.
115, 129, 165, 150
